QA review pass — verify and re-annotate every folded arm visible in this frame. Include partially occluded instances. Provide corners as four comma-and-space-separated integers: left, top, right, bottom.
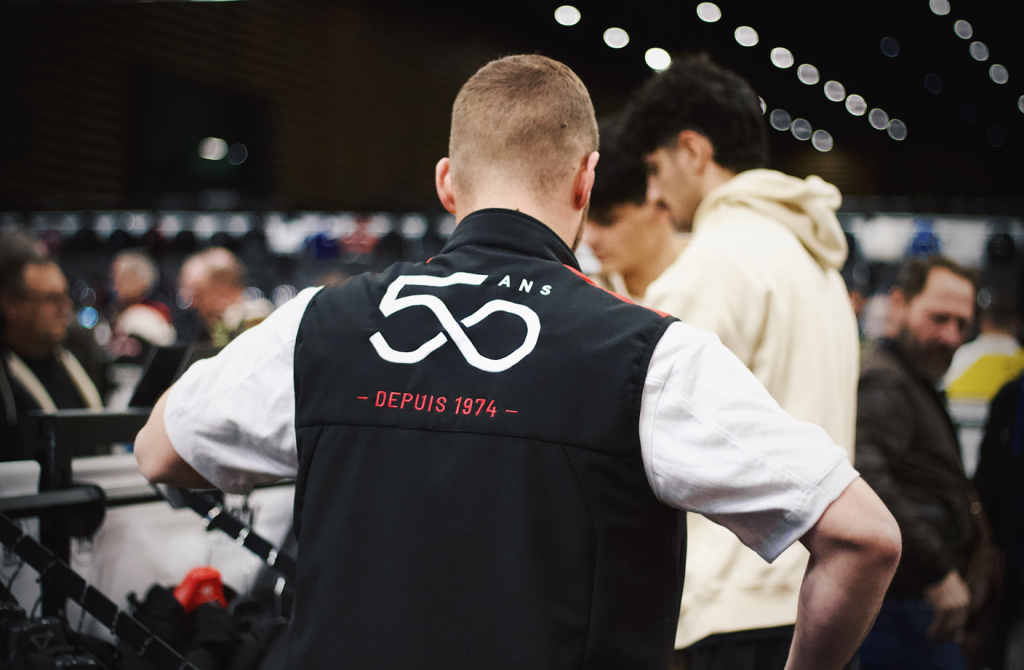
786, 477, 902, 670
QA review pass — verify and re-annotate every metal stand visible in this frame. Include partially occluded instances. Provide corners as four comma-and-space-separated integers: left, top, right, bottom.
0, 509, 198, 670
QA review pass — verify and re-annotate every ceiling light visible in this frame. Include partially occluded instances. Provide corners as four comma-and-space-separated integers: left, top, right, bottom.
554, 6, 581, 26
797, 64, 819, 85
227, 143, 248, 165
696, 2, 722, 22
880, 37, 900, 57
645, 48, 671, 71
771, 47, 794, 68
929, 0, 950, 15
604, 27, 629, 49
868, 108, 889, 130
824, 81, 846, 102
990, 64, 1009, 84
812, 130, 834, 152
954, 20, 973, 39
769, 109, 792, 131
791, 119, 812, 141
887, 119, 908, 140
845, 94, 867, 116
734, 26, 758, 47
198, 137, 228, 161
969, 42, 989, 61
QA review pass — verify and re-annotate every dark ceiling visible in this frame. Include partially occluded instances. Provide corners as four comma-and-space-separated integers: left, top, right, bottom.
0, 0, 1021, 211
392, 0, 1022, 198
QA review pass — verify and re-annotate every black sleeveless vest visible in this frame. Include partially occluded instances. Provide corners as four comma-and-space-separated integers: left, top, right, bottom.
290, 209, 683, 669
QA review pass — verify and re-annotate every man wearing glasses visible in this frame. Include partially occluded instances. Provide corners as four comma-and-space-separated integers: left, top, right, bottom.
1, 237, 102, 460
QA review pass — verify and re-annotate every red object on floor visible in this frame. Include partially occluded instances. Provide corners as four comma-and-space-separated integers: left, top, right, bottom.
174, 566, 228, 612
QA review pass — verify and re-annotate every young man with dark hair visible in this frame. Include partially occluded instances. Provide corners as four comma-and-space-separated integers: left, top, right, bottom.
135, 54, 899, 670
622, 55, 861, 668
854, 256, 981, 669
583, 118, 686, 301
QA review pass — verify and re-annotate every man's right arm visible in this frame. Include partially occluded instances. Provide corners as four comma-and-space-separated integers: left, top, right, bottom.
642, 322, 900, 670
786, 478, 901, 670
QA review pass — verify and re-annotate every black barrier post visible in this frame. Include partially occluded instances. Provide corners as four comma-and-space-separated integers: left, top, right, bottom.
28, 408, 150, 616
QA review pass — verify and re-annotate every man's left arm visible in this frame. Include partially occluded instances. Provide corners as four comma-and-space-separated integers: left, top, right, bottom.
135, 387, 213, 488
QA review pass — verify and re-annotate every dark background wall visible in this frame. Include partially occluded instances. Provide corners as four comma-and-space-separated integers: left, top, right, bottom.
1, 0, 1021, 214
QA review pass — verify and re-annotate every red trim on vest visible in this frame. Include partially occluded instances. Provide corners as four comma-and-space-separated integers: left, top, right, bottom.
562, 265, 672, 319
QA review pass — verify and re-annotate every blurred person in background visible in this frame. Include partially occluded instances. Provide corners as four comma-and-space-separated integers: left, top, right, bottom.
178, 247, 272, 347
946, 287, 1023, 400
945, 287, 1024, 478
342, 214, 380, 256
1, 231, 102, 460
854, 256, 988, 670
622, 55, 860, 669
107, 249, 176, 360
582, 117, 686, 301
104, 249, 176, 408
974, 371, 1024, 669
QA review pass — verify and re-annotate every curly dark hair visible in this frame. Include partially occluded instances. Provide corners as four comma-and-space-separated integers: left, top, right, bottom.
589, 116, 648, 223
622, 54, 768, 173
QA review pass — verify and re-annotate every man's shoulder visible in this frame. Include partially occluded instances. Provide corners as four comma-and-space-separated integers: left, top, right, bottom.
859, 343, 914, 389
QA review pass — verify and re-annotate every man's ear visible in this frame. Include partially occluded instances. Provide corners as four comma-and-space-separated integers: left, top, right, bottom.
675, 130, 716, 176
884, 287, 908, 336
572, 151, 600, 211
435, 158, 457, 215
888, 287, 907, 311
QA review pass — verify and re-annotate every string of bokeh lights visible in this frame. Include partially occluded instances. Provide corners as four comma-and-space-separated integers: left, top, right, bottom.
696, 2, 908, 145
554, 4, 848, 153
924, 0, 1016, 148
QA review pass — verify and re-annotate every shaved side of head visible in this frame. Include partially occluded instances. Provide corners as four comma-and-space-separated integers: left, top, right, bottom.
449, 55, 599, 201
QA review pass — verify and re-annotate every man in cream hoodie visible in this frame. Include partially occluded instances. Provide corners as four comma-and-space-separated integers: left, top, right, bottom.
622, 56, 860, 670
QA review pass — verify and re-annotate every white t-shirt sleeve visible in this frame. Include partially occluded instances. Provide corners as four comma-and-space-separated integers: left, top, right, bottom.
640, 321, 858, 562
164, 287, 323, 494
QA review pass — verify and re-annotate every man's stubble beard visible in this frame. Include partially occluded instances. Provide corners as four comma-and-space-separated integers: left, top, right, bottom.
895, 325, 958, 384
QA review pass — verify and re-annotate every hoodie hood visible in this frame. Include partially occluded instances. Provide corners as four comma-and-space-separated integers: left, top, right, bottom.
693, 169, 847, 270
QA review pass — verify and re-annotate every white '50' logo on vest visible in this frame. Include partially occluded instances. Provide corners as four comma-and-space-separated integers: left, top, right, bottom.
370, 273, 540, 373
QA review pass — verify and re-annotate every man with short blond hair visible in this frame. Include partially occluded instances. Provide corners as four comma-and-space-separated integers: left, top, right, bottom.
448, 54, 598, 202
135, 55, 900, 669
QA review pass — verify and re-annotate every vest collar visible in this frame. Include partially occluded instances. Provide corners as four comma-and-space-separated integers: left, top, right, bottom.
440, 208, 581, 271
